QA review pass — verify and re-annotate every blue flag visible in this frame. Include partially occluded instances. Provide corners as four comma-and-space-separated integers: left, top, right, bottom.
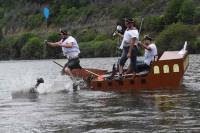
43, 7, 49, 20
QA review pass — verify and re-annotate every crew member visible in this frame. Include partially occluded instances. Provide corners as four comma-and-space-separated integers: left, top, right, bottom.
116, 17, 139, 79
46, 29, 81, 82
137, 35, 157, 72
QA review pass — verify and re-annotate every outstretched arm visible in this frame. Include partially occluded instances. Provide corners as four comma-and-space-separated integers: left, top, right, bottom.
141, 43, 152, 51
46, 41, 62, 47
116, 32, 124, 38
46, 39, 73, 48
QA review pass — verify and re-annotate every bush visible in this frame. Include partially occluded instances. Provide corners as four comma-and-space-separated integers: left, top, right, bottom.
111, 6, 135, 19
189, 37, 200, 54
0, 40, 11, 60
21, 37, 43, 59
164, 0, 183, 24
143, 16, 165, 32
94, 34, 109, 41
79, 39, 117, 57
177, 0, 195, 24
45, 32, 62, 58
156, 23, 195, 54
77, 28, 97, 42
194, 7, 200, 24
26, 14, 44, 29
0, 33, 38, 59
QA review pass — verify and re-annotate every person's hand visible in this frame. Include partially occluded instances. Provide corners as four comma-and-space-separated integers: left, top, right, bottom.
57, 42, 63, 47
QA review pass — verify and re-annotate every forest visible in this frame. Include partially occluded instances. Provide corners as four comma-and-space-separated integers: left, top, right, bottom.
0, 0, 199, 60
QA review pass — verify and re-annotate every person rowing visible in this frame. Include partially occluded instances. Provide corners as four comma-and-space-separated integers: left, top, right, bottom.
45, 29, 81, 88
137, 35, 157, 72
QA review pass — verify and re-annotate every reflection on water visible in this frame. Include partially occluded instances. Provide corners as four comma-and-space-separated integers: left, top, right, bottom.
0, 55, 200, 132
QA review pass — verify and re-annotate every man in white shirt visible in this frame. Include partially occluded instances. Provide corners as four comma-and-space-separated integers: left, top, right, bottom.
137, 35, 157, 72
46, 29, 81, 80
116, 17, 139, 79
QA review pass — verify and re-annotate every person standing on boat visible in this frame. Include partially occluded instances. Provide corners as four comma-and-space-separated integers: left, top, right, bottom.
137, 35, 157, 72
46, 29, 81, 81
116, 17, 139, 79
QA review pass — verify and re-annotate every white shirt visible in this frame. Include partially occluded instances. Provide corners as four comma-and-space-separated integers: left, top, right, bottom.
120, 29, 139, 49
144, 43, 157, 65
61, 36, 80, 58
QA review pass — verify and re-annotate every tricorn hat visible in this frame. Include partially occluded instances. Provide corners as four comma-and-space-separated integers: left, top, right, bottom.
124, 17, 135, 23
59, 28, 68, 35
144, 35, 153, 41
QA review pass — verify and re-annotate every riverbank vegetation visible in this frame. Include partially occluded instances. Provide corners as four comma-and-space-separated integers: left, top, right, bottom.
0, 0, 200, 60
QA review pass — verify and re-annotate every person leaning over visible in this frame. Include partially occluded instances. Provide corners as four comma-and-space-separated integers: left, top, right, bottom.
137, 35, 157, 72
116, 17, 139, 79
46, 29, 81, 82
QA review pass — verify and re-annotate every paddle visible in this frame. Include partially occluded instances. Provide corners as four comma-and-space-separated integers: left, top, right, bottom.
53, 61, 102, 77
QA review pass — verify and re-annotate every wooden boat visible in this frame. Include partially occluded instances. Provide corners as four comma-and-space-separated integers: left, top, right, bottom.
71, 50, 189, 92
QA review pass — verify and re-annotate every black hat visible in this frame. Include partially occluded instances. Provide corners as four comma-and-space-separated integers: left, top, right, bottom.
144, 35, 153, 41
124, 17, 135, 23
59, 28, 68, 35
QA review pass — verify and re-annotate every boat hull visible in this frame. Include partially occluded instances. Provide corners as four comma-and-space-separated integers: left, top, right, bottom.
89, 52, 189, 92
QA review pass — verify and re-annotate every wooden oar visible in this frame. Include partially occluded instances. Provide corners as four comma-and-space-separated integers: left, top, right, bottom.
52, 61, 101, 77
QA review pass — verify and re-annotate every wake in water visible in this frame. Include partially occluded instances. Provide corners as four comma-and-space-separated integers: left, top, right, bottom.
11, 78, 44, 99
11, 75, 81, 99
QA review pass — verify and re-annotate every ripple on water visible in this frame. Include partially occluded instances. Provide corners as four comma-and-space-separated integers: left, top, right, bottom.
0, 56, 200, 132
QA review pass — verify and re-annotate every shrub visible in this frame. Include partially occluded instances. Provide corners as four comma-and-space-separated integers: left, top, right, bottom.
177, 0, 195, 24
0, 40, 11, 60
164, 0, 183, 24
79, 39, 117, 57
156, 23, 195, 54
77, 28, 97, 42
193, 7, 200, 24
26, 14, 44, 29
189, 37, 200, 54
45, 32, 62, 58
21, 37, 43, 59
94, 34, 108, 41
111, 6, 135, 19
143, 16, 165, 32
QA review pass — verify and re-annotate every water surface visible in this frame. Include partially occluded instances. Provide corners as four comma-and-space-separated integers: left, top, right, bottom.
0, 56, 200, 133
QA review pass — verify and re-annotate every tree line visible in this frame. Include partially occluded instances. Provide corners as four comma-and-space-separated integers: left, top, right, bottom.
0, 0, 200, 60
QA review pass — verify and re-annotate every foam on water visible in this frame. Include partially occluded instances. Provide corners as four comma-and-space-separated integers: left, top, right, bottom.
8, 69, 77, 98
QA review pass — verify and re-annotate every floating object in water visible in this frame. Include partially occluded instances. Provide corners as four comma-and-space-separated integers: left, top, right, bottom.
12, 78, 44, 99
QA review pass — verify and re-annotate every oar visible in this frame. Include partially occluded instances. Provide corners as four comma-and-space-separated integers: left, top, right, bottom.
53, 60, 64, 68
52, 60, 101, 77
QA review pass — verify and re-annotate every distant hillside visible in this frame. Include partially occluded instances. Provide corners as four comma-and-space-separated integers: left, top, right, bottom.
0, 0, 200, 60
0, 0, 170, 36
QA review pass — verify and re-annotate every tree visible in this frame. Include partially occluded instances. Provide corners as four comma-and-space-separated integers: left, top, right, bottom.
164, 0, 183, 24
156, 23, 195, 54
20, 37, 43, 59
177, 0, 195, 24
0, 27, 3, 41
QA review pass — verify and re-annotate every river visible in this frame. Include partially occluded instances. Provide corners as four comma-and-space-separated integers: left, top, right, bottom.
0, 55, 200, 133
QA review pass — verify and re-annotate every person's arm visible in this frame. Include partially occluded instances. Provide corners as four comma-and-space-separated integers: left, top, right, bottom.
127, 37, 136, 58
58, 42, 73, 48
116, 32, 124, 38
46, 41, 62, 47
141, 43, 152, 51
47, 40, 73, 48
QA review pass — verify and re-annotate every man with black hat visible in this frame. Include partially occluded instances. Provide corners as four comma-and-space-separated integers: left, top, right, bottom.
137, 35, 157, 72
116, 17, 139, 79
46, 29, 81, 83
